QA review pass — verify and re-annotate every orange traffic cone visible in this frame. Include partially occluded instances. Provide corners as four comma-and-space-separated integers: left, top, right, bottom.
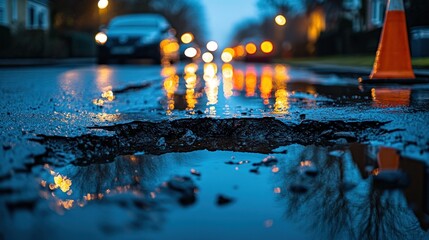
359, 0, 429, 84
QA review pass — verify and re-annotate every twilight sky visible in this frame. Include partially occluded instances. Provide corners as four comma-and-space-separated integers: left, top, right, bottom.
200, 0, 260, 47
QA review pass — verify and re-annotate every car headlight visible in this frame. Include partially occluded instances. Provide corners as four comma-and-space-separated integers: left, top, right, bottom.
95, 32, 108, 45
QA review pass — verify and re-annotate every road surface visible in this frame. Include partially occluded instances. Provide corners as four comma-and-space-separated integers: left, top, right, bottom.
1, 60, 429, 239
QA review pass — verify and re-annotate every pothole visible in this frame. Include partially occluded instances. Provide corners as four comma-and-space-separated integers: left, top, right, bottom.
35, 118, 389, 166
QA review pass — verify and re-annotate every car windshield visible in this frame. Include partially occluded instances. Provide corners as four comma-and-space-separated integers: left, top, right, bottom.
110, 22, 158, 29
109, 16, 164, 29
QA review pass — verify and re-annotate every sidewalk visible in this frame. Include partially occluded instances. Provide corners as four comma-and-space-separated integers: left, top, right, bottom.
0, 58, 95, 68
289, 62, 429, 78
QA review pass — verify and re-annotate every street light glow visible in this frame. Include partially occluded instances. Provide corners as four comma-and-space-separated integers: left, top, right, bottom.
206, 41, 218, 52
221, 52, 233, 63
261, 41, 274, 53
184, 47, 198, 58
98, 0, 109, 9
181, 33, 194, 44
245, 43, 257, 55
221, 48, 235, 63
275, 14, 287, 26
202, 52, 214, 63
234, 45, 245, 57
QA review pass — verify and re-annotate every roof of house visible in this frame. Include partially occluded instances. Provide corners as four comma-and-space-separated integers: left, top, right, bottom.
29, 0, 49, 6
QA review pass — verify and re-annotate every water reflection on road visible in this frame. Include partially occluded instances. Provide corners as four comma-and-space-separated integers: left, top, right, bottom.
159, 61, 426, 119
31, 144, 428, 239
2, 61, 429, 239
161, 61, 297, 117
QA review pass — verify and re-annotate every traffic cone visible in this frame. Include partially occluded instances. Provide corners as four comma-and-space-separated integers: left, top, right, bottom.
359, 0, 429, 84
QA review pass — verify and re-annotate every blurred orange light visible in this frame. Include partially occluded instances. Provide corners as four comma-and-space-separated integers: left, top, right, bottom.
245, 43, 257, 55
162, 41, 179, 54
275, 14, 286, 26
261, 41, 273, 54
235, 45, 245, 57
181, 33, 194, 44
233, 69, 244, 91
223, 48, 235, 57
245, 67, 257, 97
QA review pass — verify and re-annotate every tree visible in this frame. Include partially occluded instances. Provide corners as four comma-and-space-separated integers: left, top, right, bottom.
257, 0, 295, 16
150, 0, 206, 45
230, 20, 263, 45
405, 0, 429, 27
50, 0, 206, 43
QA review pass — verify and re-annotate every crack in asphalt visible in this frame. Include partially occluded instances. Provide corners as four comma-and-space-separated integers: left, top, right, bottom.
34, 118, 389, 166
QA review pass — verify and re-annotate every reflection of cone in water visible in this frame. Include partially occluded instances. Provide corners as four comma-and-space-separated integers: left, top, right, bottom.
377, 147, 400, 170
370, 0, 415, 80
371, 88, 411, 107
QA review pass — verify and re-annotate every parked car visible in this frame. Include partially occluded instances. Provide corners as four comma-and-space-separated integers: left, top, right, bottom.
95, 14, 179, 64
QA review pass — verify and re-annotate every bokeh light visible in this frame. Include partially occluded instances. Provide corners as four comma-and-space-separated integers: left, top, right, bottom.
261, 41, 273, 53
221, 52, 233, 63
95, 32, 108, 45
275, 14, 287, 26
202, 52, 214, 63
234, 45, 245, 57
181, 33, 194, 44
206, 41, 218, 52
98, 0, 109, 9
245, 43, 257, 55
184, 47, 198, 58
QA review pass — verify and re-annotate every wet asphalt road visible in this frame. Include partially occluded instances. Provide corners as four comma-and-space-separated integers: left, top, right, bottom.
1, 60, 428, 154
1, 60, 429, 239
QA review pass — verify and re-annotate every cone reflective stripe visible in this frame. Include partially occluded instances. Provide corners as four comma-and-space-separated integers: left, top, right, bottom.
369, 0, 415, 80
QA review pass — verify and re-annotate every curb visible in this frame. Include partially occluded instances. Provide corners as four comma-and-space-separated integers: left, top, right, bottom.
0, 58, 95, 68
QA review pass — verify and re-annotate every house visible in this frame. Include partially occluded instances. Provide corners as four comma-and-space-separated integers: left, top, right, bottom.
341, 0, 386, 32
0, 0, 49, 32
365, 0, 387, 30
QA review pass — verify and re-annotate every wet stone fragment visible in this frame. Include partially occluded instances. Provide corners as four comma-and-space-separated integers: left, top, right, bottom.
3, 144, 12, 151
180, 130, 197, 146
225, 160, 250, 165
333, 132, 357, 141
216, 194, 234, 206
288, 183, 309, 194
329, 150, 345, 158
334, 138, 349, 145
165, 176, 198, 206
190, 169, 201, 177
373, 170, 410, 189
298, 164, 318, 177
249, 167, 260, 174
253, 156, 278, 167
340, 182, 358, 192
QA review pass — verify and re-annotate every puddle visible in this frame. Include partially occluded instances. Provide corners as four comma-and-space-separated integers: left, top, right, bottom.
155, 62, 429, 118
1, 144, 428, 239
